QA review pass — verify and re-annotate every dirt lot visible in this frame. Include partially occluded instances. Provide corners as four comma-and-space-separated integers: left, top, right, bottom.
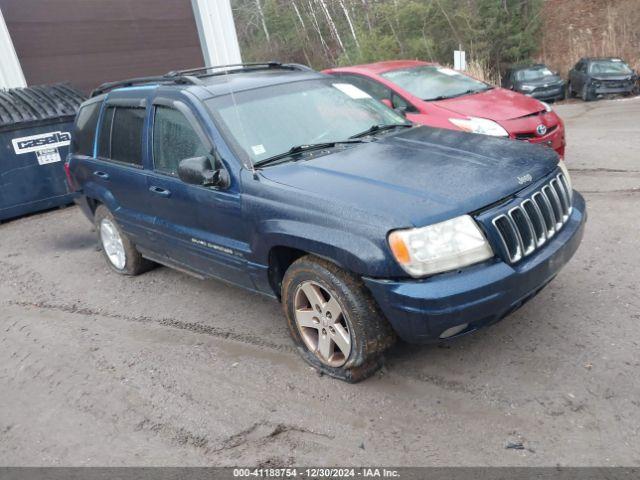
1, 97, 639, 467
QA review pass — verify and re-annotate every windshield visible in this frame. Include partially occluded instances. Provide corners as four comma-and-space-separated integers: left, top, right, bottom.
517, 66, 554, 81
589, 60, 632, 75
380, 65, 490, 101
205, 79, 406, 166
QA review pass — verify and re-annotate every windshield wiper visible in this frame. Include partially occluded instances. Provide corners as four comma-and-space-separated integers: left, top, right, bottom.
425, 86, 493, 101
253, 140, 363, 168
349, 123, 412, 139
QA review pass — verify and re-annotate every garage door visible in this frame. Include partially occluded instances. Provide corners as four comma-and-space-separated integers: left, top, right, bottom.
0, 0, 205, 94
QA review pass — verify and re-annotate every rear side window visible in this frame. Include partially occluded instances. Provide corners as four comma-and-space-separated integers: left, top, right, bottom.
336, 74, 411, 111
337, 74, 392, 102
111, 108, 145, 165
98, 106, 115, 158
97, 106, 145, 166
152, 106, 208, 175
72, 102, 101, 156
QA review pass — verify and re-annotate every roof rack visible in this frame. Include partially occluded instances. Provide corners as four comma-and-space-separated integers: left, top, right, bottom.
90, 74, 202, 98
166, 61, 313, 79
91, 61, 314, 98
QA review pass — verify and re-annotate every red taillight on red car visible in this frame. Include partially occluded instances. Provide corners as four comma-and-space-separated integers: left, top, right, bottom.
63, 160, 77, 192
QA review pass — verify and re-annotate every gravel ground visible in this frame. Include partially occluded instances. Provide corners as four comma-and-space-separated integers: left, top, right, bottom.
1, 97, 639, 467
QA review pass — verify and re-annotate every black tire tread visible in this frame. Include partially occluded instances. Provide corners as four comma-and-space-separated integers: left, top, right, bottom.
282, 255, 396, 382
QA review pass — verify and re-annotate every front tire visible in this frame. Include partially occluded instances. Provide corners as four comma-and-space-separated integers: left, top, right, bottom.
282, 255, 396, 382
94, 205, 155, 275
582, 84, 594, 102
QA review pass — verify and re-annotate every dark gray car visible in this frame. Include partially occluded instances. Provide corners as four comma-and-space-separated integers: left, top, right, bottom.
502, 64, 565, 102
568, 57, 636, 101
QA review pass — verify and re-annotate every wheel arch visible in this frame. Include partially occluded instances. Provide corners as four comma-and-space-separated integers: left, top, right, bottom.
260, 225, 389, 298
83, 182, 119, 216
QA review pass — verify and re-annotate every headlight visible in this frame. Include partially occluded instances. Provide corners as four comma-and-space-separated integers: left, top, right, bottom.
540, 101, 553, 112
388, 215, 494, 277
557, 160, 573, 201
520, 85, 535, 91
449, 117, 509, 137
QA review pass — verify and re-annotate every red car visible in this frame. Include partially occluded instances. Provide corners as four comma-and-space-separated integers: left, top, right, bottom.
324, 60, 566, 157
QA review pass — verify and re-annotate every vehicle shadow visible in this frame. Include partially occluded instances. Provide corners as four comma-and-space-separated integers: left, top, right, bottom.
50, 231, 97, 251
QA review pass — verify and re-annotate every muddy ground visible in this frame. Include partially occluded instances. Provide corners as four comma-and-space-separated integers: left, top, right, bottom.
1, 97, 639, 466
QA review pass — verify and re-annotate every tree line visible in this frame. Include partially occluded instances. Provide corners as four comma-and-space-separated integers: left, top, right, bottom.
231, 0, 544, 76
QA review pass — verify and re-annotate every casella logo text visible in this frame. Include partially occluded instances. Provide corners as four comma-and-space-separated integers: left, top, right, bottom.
12, 131, 71, 155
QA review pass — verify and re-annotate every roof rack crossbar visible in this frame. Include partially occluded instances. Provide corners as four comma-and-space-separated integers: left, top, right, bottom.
90, 74, 204, 98
166, 61, 283, 77
166, 61, 313, 79
90, 61, 314, 98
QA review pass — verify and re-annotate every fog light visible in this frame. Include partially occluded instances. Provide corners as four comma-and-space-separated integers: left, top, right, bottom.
439, 323, 469, 339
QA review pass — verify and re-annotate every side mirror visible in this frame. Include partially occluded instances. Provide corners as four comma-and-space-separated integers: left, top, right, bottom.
381, 98, 393, 109
178, 156, 230, 188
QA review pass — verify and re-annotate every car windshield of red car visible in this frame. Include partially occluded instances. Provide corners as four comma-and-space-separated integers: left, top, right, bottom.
381, 66, 490, 101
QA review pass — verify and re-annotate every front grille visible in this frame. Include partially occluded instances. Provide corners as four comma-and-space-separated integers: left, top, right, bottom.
601, 80, 627, 88
533, 84, 562, 93
491, 173, 572, 263
515, 125, 558, 140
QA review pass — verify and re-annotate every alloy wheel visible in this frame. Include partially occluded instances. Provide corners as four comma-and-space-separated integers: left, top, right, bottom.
294, 281, 352, 367
100, 218, 126, 270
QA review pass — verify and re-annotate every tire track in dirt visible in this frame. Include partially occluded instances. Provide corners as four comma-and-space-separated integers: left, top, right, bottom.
5, 300, 295, 354
3, 300, 520, 405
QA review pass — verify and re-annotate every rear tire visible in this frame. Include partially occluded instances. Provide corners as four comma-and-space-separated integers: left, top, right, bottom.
94, 205, 155, 276
282, 255, 395, 382
567, 82, 576, 98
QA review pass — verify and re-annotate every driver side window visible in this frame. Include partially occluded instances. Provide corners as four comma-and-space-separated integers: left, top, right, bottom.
153, 106, 209, 175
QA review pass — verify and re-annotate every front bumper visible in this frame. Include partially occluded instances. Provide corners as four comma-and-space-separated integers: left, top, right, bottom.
530, 90, 565, 102
525, 123, 565, 157
504, 111, 565, 157
527, 86, 565, 101
593, 84, 634, 95
364, 192, 586, 343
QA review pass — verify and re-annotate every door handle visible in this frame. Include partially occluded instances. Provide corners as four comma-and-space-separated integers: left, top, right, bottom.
93, 171, 109, 180
149, 185, 171, 198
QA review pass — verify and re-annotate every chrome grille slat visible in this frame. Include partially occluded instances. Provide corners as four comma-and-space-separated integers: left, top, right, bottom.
542, 185, 563, 229
489, 173, 574, 264
555, 173, 573, 218
521, 199, 546, 247
558, 173, 572, 203
551, 178, 570, 219
492, 215, 522, 263
533, 192, 555, 238
509, 207, 535, 255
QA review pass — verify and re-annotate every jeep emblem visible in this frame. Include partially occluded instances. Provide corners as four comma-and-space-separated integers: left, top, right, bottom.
517, 173, 533, 185
536, 124, 547, 136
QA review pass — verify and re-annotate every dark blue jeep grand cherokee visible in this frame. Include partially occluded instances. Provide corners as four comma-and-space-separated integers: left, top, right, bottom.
67, 62, 586, 382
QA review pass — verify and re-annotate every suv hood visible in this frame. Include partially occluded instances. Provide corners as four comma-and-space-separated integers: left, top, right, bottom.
260, 127, 558, 227
434, 87, 545, 121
